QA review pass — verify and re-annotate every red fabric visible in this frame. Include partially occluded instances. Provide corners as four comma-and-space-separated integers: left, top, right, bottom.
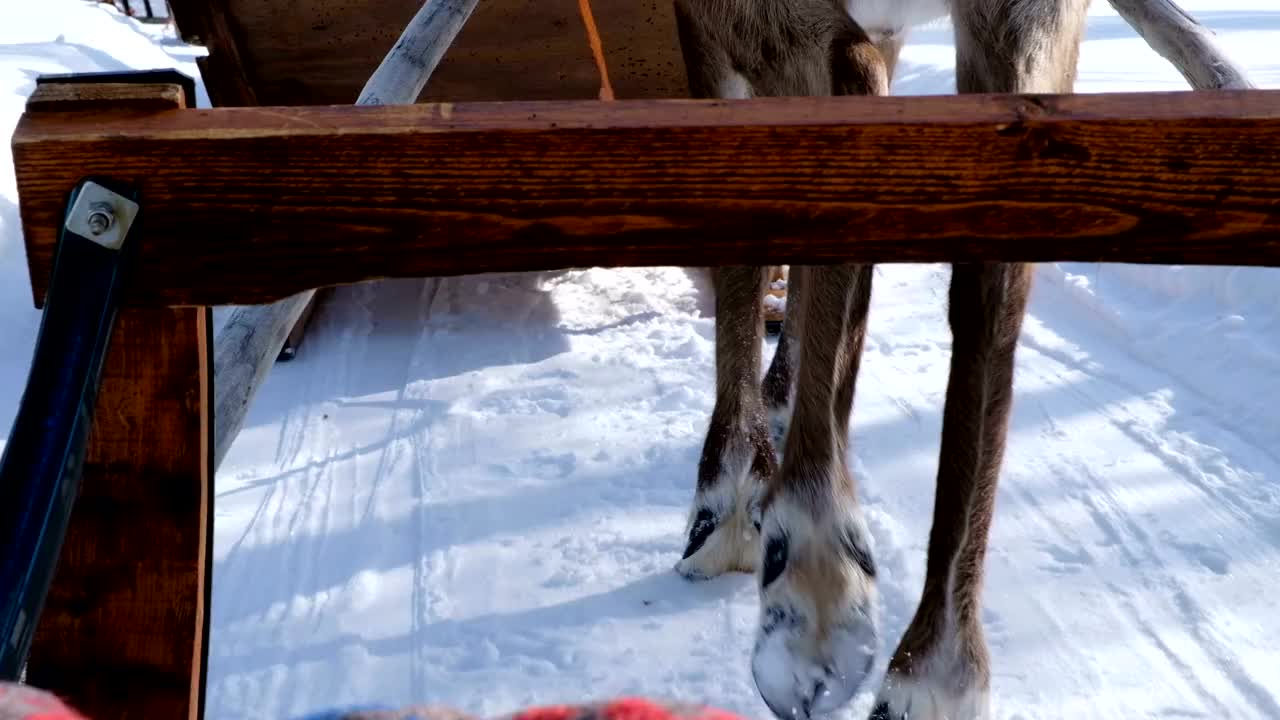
0, 681, 747, 720
506, 697, 746, 720
0, 683, 87, 720
508, 706, 581, 720
599, 698, 683, 720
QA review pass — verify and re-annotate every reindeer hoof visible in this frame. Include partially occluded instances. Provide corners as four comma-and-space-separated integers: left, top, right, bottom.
674, 502, 759, 580
750, 495, 880, 719
868, 669, 990, 720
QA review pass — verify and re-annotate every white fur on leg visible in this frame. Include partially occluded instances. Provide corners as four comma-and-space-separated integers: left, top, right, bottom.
767, 402, 792, 458
716, 71, 753, 99
871, 670, 990, 720
870, 624, 991, 720
751, 491, 880, 719
675, 459, 762, 579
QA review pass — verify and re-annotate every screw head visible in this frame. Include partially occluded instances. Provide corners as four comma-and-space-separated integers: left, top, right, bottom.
86, 202, 114, 236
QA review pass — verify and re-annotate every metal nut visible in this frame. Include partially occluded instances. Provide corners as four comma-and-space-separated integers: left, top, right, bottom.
86, 202, 114, 236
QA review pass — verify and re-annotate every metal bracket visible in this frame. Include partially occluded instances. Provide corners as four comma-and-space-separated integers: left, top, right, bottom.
63, 180, 139, 251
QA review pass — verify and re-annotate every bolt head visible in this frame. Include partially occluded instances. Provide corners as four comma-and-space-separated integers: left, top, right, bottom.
86, 202, 114, 236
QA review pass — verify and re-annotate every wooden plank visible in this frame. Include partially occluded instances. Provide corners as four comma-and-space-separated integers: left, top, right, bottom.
416, 0, 605, 102
592, 0, 686, 100
14, 89, 1280, 308
24, 306, 213, 720
25, 82, 186, 113
170, 0, 681, 106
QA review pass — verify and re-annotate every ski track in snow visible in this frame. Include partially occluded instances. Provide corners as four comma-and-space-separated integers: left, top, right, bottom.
2, 3, 1280, 719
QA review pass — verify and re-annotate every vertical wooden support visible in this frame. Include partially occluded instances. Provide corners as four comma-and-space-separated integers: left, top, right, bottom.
167, 0, 258, 106
21, 76, 214, 720
25, 309, 213, 720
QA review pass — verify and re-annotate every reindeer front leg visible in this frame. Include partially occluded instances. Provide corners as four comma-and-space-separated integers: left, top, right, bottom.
752, 265, 880, 719
746, 25, 892, 720
678, 265, 777, 579
672, 0, 776, 580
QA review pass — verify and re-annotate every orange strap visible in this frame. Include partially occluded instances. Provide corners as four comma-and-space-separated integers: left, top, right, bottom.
577, 0, 615, 100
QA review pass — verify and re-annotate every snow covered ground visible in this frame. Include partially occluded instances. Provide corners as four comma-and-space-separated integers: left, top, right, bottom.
2, 2, 1280, 719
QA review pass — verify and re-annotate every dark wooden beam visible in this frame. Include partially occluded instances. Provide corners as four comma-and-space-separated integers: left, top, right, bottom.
21, 78, 213, 720
169, 0, 684, 107
167, 0, 258, 106
14, 89, 1280, 308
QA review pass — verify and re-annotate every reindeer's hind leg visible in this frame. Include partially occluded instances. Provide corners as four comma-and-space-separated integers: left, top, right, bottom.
761, 265, 804, 451
869, 3, 1086, 718
869, 263, 1033, 720
673, 0, 776, 580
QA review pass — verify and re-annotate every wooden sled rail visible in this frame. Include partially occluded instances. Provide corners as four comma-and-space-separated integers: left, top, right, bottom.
16, 86, 1280, 308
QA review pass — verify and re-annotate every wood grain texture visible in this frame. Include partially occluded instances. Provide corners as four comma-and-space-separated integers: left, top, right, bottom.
170, 0, 682, 105
593, 0, 686, 100
25, 83, 187, 113
25, 306, 213, 720
15, 89, 1280, 308
1107, 0, 1252, 91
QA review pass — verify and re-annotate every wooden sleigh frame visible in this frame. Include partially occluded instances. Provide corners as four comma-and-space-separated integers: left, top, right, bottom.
1, 1, 1276, 719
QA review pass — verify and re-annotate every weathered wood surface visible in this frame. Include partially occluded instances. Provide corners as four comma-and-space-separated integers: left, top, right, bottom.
1107, 0, 1252, 91
281, 288, 322, 360
24, 307, 213, 720
355, 0, 481, 107
25, 82, 187, 113
212, 298, 308, 468
15, 89, 1280, 308
168, 0, 677, 106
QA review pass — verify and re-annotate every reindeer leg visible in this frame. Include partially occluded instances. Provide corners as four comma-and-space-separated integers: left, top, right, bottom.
759, 20, 890, 460
868, 263, 1032, 720
874, 32, 904, 85
678, 265, 776, 579
761, 264, 804, 451
751, 264, 879, 720
869, 5, 1086, 718
748, 27, 891, 720
671, 0, 775, 580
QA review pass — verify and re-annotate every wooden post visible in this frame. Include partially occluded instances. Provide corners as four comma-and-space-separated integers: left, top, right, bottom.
20, 76, 214, 720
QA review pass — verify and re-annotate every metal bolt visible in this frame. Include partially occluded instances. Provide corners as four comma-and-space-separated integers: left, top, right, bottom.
86, 202, 114, 236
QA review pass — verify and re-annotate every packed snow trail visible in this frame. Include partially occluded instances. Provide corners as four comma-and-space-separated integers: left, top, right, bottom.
1, 2, 1279, 719
210, 264, 1280, 720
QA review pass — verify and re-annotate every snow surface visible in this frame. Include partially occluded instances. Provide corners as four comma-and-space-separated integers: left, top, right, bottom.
2, 2, 1280, 719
